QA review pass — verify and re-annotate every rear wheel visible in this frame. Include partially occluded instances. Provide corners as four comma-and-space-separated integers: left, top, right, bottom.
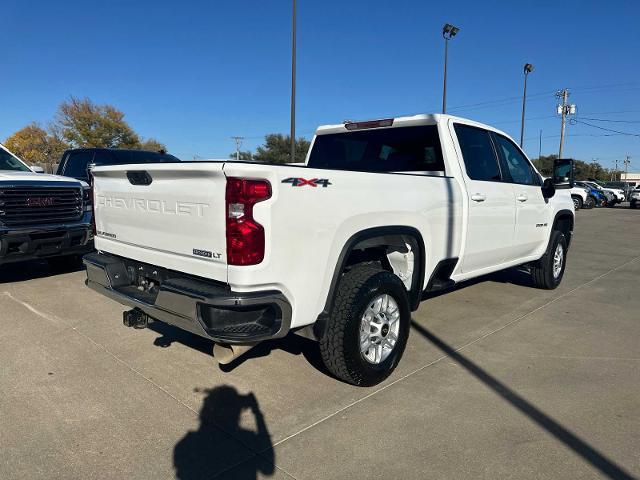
531, 231, 567, 290
631, 200, 637, 209
571, 195, 582, 210
319, 265, 410, 386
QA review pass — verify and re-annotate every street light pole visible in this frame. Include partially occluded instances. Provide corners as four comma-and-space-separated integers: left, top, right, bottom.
441, 23, 460, 114
290, 0, 297, 163
520, 63, 534, 148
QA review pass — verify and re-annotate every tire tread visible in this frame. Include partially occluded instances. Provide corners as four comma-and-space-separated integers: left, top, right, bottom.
319, 265, 406, 386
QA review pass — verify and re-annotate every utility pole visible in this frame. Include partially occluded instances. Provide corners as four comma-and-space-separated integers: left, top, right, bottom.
612, 159, 619, 181
556, 89, 576, 158
231, 136, 244, 162
538, 129, 542, 160
623, 155, 631, 181
290, 0, 297, 163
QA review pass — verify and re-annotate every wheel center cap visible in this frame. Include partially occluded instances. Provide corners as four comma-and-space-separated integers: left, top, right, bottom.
381, 324, 390, 337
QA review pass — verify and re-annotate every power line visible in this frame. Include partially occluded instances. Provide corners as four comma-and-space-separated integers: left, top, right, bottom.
571, 119, 640, 137
577, 117, 640, 124
492, 115, 557, 125
578, 109, 640, 116
569, 81, 640, 92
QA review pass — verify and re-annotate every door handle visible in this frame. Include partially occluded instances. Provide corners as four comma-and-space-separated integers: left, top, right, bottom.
471, 193, 486, 202
516, 193, 528, 202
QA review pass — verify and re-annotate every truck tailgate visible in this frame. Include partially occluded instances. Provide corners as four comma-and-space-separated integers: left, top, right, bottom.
92, 163, 227, 282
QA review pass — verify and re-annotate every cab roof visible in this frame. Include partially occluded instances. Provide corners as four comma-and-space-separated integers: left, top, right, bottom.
315, 113, 512, 139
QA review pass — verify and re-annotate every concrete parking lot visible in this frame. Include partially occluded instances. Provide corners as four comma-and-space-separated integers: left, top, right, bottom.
1, 206, 639, 480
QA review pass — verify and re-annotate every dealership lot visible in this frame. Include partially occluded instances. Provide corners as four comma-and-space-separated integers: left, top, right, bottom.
1, 207, 639, 479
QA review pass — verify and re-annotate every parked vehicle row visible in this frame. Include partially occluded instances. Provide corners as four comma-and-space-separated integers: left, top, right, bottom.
570, 179, 631, 210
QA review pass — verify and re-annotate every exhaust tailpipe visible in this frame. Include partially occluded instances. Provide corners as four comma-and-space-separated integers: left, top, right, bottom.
212, 342, 259, 365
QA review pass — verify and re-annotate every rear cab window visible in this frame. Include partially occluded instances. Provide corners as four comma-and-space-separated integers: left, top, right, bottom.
60, 151, 95, 179
307, 125, 445, 174
59, 150, 181, 179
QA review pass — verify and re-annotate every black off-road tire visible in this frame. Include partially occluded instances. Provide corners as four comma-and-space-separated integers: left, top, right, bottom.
319, 265, 410, 386
531, 231, 567, 290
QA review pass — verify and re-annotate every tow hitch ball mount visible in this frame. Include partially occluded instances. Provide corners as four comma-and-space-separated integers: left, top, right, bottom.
123, 308, 149, 329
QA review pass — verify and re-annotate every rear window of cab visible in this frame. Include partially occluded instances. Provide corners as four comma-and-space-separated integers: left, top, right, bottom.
307, 125, 445, 173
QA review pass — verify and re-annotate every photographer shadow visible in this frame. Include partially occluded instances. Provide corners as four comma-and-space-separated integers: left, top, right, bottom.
173, 385, 274, 479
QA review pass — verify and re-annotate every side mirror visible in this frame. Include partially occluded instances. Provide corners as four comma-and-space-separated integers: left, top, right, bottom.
552, 158, 574, 189
31, 165, 45, 174
541, 178, 556, 199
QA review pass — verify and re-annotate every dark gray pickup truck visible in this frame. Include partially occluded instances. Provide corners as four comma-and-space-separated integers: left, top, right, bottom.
0, 143, 92, 268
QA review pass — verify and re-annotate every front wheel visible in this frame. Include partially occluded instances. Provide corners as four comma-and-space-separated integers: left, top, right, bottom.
319, 265, 410, 386
572, 196, 582, 210
584, 196, 596, 209
531, 231, 567, 290
631, 200, 637, 209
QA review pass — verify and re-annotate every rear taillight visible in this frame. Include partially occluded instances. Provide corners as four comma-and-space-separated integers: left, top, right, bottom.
225, 177, 271, 265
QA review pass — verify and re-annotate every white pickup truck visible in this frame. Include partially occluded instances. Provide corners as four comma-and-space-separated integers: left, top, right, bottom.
84, 114, 575, 386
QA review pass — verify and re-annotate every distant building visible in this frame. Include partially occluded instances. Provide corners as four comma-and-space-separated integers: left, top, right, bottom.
621, 172, 640, 183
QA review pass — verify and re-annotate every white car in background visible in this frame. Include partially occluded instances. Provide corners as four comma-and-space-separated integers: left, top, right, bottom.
570, 185, 591, 210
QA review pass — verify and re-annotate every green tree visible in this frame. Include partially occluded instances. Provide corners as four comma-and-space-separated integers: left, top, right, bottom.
54, 97, 142, 148
4, 123, 69, 173
5, 98, 168, 168
532, 154, 556, 176
139, 138, 167, 152
230, 134, 310, 164
228, 150, 254, 161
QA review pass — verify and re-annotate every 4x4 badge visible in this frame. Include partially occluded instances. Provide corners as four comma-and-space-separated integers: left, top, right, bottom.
282, 177, 331, 188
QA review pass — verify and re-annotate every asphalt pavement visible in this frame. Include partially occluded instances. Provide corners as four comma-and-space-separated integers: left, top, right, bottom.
1, 205, 639, 479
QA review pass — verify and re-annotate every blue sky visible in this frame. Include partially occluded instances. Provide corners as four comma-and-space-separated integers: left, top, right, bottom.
2, 0, 639, 170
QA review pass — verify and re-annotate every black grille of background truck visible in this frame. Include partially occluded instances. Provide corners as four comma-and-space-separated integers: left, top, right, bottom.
0, 186, 83, 226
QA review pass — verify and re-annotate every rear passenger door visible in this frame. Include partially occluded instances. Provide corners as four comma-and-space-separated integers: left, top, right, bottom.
492, 133, 549, 259
453, 123, 515, 273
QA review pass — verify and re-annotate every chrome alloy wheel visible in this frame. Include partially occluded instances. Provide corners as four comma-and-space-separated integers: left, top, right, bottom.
572, 197, 580, 210
360, 294, 401, 364
553, 243, 564, 279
